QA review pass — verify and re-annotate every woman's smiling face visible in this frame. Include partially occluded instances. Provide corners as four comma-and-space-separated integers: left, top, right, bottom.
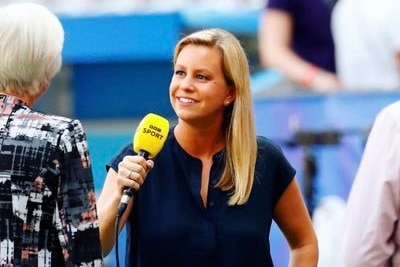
169, 44, 235, 124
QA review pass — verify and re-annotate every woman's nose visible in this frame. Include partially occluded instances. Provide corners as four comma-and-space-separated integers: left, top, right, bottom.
179, 76, 194, 90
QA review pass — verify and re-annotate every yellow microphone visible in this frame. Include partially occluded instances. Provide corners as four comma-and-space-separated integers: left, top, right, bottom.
118, 113, 169, 216
133, 113, 170, 159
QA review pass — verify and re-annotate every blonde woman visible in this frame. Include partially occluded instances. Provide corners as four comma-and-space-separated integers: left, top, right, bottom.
98, 28, 317, 267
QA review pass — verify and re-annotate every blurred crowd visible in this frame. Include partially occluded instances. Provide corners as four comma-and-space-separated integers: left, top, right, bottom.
259, 0, 400, 93
0, 0, 264, 14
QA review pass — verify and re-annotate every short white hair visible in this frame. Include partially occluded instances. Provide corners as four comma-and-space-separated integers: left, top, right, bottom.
0, 2, 64, 96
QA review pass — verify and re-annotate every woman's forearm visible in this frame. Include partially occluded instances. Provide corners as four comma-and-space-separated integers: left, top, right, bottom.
289, 243, 319, 267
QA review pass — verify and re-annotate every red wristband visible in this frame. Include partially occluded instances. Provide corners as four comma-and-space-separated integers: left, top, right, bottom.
300, 64, 319, 88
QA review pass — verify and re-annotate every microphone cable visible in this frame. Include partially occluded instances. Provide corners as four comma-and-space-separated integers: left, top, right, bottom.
115, 188, 136, 267
115, 212, 121, 267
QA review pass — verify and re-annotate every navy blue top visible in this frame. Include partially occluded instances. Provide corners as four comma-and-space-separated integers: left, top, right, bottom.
107, 129, 295, 267
267, 0, 337, 73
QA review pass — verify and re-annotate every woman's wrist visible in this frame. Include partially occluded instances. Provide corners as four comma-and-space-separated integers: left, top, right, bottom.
300, 64, 320, 88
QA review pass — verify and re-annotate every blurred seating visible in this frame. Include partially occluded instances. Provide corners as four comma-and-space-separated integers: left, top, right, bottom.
57, 12, 181, 119
253, 90, 400, 267
35, 9, 272, 119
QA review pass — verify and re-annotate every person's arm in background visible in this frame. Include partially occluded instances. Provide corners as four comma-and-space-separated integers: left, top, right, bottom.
258, 9, 341, 92
341, 102, 400, 267
397, 52, 400, 75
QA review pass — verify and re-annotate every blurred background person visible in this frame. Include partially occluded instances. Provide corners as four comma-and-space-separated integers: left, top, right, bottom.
0, 3, 103, 266
258, 0, 341, 92
341, 101, 400, 266
332, 0, 400, 91
2, 0, 264, 15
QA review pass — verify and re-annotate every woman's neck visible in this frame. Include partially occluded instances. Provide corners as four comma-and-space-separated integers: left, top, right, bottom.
174, 122, 225, 159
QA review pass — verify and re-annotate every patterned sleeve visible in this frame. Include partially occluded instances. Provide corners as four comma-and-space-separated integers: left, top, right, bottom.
56, 119, 103, 266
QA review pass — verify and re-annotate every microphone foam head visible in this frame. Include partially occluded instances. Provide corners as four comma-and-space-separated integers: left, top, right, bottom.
133, 113, 169, 158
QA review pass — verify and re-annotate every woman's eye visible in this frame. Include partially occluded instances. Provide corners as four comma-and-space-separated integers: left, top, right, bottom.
175, 70, 184, 76
197, 74, 207, 80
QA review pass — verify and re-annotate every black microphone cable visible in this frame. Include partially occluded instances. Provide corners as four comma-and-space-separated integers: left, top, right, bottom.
115, 212, 121, 267
115, 187, 136, 267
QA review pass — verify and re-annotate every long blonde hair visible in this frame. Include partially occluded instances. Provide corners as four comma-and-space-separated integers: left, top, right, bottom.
173, 28, 257, 205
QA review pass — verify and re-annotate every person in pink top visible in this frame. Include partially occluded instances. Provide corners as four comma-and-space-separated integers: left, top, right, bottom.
341, 101, 400, 266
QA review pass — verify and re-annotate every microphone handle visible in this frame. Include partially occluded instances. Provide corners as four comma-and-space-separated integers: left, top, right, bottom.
123, 150, 150, 196
117, 150, 150, 216
137, 150, 150, 159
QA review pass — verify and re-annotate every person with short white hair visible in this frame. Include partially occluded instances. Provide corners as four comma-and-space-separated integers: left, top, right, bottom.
0, 3, 104, 266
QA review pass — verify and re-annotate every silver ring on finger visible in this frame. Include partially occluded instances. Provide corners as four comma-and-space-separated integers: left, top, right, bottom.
128, 170, 133, 179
